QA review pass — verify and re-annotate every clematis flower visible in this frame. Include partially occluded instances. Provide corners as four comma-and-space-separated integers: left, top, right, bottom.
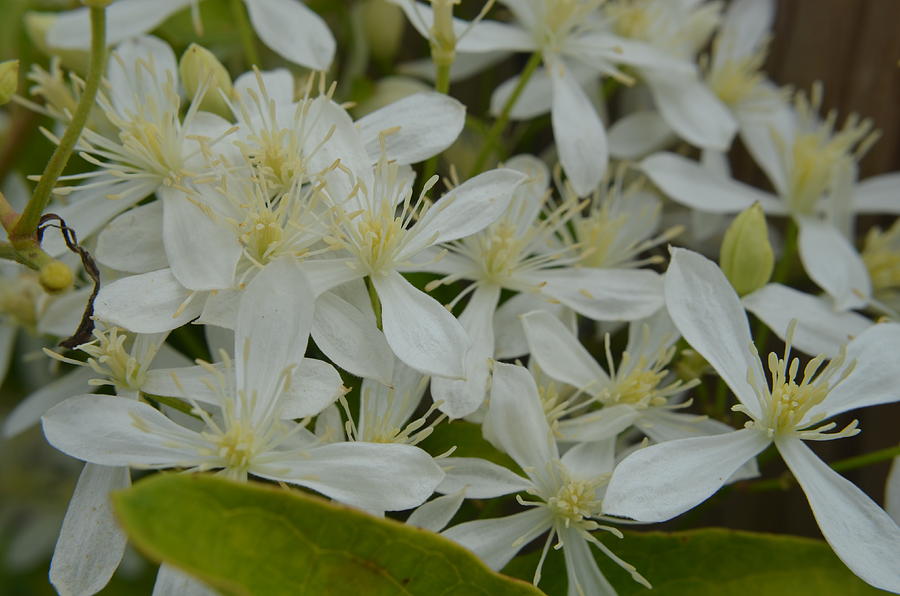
394, 0, 705, 195
46, 0, 336, 70
522, 309, 735, 444
42, 260, 444, 513
602, 248, 900, 593
440, 362, 649, 595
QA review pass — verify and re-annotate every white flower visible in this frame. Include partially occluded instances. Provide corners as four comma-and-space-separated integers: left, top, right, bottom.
522, 308, 733, 444
42, 260, 444, 512
602, 248, 900, 593
422, 155, 662, 415
395, 0, 705, 195
640, 86, 894, 315
47, 0, 336, 70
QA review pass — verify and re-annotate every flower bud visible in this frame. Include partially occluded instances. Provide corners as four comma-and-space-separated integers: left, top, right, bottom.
0, 60, 18, 106
39, 260, 74, 294
358, 0, 405, 65
719, 202, 774, 296
179, 44, 233, 119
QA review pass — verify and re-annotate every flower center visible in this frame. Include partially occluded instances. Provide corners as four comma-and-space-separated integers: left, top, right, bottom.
213, 422, 259, 473
783, 86, 878, 215
78, 327, 151, 390
538, 0, 602, 50
706, 50, 767, 107
862, 220, 900, 296
544, 469, 606, 530
476, 220, 527, 284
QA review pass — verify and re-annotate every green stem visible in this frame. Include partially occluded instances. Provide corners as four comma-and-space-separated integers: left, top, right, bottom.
365, 276, 383, 331
11, 6, 107, 245
745, 443, 900, 492
419, 64, 452, 188
470, 52, 542, 175
752, 219, 798, 350
230, 0, 261, 68
143, 393, 202, 420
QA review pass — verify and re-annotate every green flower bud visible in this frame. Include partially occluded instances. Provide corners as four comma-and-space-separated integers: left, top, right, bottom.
358, 0, 405, 65
0, 60, 19, 106
719, 202, 774, 296
179, 44, 234, 119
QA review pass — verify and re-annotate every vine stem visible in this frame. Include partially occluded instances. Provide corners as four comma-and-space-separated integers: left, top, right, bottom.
230, 0, 261, 68
470, 51, 542, 176
419, 62, 452, 189
10, 6, 107, 245
365, 276, 383, 331
743, 443, 900, 493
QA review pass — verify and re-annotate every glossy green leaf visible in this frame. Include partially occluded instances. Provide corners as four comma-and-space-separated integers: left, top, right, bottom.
113, 474, 543, 596
504, 528, 886, 595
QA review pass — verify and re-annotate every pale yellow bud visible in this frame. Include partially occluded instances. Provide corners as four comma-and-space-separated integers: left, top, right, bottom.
179, 44, 233, 119
358, 0, 405, 65
0, 60, 18, 106
719, 202, 774, 296
39, 260, 74, 294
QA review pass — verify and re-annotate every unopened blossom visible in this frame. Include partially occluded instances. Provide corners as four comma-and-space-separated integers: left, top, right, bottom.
603, 248, 900, 593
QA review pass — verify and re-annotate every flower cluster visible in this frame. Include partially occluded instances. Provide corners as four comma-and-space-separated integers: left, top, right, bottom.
0, 0, 898, 595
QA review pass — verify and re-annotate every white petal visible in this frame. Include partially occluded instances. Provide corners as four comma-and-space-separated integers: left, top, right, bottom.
299, 258, 367, 296
521, 310, 608, 390
548, 56, 608, 197
399, 51, 510, 84
41, 178, 156, 257
234, 68, 295, 106
644, 69, 737, 151
107, 36, 178, 117
281, 358, 344, 419
777, 437, 900, 593
395, 1, 535, 53
431, 285, 500, 419
160, 187, 240, 291
608, 110, 675, 159
561, 439, 616, 481
94, 270, 203, 334
442, 508, 552, 571
143, 364, 220, 405
531, 267, 663, 322
372, 271, 467, 379
742, 283, 872, 357
311, 291, 394, 384
485, 363, 558, 477
560, 526, 617, 596
244, 0, 335, 69
49, 464, 130, 596
42, 395, 199, 467
235, 260, 314, 425
403, 168, 526, 257
797, 218, 871, 311
493, 292, 574, 359
735, 93, 793, 196
357, 92, 465, 165
258, 442, 443, 511
357, 358, 426, 439
641, 152, 785, 213
812, 322, 900, 418
39, 287, 93, 338
197, 288, 241, 329
490, 69, 554, 119
96, 201, 167, 273
557, 405, 641, 442
47, 0, 190, 49
437, 457, 531, 498
665, 248, 765, 418
854, 172, 900, 214
153, 564, 217, 596
406, 491, 466, 533
603, 429, 770, 522
3, 368, 95, 438
719, 0, 775, 61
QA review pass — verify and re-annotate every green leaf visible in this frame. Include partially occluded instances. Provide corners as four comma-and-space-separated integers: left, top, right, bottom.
113, 474, 543, 596
504, 528, 886, 595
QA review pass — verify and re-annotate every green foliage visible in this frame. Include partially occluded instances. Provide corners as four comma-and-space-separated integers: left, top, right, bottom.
113, 474, 542, 596
504, 528, 886, 596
